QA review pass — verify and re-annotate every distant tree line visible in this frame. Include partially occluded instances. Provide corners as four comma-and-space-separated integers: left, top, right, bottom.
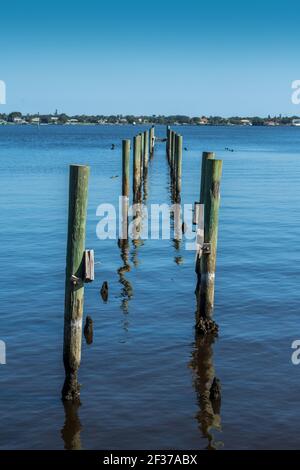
0, 112, 299, 126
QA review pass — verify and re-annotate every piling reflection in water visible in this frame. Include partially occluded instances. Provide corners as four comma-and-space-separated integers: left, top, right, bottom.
131, 237, 144, 268
61, 401, 82, 450
118, 239, 133, 318
190, 334, 223, 449
173, 238, 183, 265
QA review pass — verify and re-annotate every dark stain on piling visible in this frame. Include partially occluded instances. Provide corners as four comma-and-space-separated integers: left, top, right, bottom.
210, 377, 221, 402
100, 281, 108, 302
212, 181, 220, 198
196, 317, 219, 336
84, 316, 93, 344
61, 371, 81, 403
210, 377, 221, 415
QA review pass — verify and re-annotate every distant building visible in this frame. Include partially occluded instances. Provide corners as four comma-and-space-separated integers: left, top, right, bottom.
31, 117, 40, 124
13, 116, 23, 123
198, 117, 208, 125
66, 118, 79, 125
50, 116, 59, 124
13, 116, 27, 124
292, 119, 300, 127
265, 121, 279, 126
240, 119, 252, 126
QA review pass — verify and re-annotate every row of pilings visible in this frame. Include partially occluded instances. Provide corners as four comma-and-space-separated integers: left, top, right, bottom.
166, 126, 182, 202
61, 125, 224, 407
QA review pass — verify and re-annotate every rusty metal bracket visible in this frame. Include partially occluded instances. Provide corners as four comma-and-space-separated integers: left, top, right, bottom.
202, 242, 211, 254
83, 249, 95, 283
70, 275, 83, 286
70, 249, 95, 287
193, 201, 202, 225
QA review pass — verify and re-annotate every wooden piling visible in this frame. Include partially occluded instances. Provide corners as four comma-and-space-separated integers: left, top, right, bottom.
133, 135, 141, 202
200, 152, 215, 204
172, 131, 176, 174
199, 159, 223, 320
168, 129, 172, 165
195, 152, 215, 276
121, 139, 130, 241
150, 126, 155, 158
170, 130, 174, 171
175, 133, 179, 181
122, 139, 130, 197
140, 132, 144, 180
62, 164, 90, 402
172, 133, 177, 187
170, 130, 173, 169
166, 126, 170, 161
176, 135, 183, 197
144, 130, 149, 174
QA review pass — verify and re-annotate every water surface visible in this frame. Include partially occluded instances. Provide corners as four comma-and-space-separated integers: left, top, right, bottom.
0, 124, 300, 449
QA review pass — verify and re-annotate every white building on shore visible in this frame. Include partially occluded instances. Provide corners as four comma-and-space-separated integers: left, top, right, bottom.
240, 119, 252, 126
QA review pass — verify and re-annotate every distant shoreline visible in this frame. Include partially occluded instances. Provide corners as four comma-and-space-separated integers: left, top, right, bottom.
1, 113, 300, 127
1, 122, 300, 128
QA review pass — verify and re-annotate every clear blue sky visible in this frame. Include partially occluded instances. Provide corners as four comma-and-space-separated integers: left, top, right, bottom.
1, 0, 300, 116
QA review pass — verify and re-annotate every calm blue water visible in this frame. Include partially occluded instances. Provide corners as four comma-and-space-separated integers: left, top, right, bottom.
0, 124, 300, 450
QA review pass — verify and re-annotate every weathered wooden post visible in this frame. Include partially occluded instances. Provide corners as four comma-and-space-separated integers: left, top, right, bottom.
200, 152, 215, 203
62, 164, 89, 402
118, 139, 132, 313
170, 130, 173, 169
150, 125, 155, 158
195, 152, 215, 277
173, 132, 179, 186
140, 132, 144, 180
171, 132, 176, 189
172, 131, 176, 175
144, 130, 149, 174
168, 129, 173, 165
175, 133, 179, 181
170, 130, 174, 172
176, 134, 183, 198
133, 134, 141, 202
166, 126, 170, 162
122, 139, 130, 197
199, 159, 223, 322
121, 139, 130, 242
